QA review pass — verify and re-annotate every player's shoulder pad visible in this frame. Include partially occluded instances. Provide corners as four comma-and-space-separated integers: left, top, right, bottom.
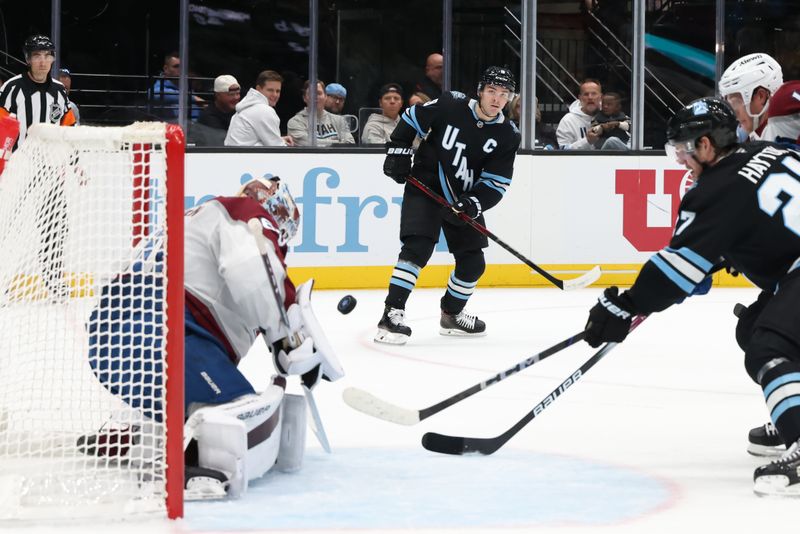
448, 90, 467, 100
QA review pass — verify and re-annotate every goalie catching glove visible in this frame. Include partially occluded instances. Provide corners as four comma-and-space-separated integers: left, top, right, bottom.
585, 286, 636, 347
271, 279, 344, 389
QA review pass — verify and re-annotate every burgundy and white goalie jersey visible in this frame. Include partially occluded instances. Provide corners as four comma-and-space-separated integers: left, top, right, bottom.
184, 196, 296, 363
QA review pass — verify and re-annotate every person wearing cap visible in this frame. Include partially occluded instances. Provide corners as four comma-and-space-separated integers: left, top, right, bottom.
361, 83, 404, 145
761, 80, 800, 145
225, 70, 294, 147
287, 80, 354, 146
57, 68, 81, 125
324, 83, 347, 114
197, 74, 241, 132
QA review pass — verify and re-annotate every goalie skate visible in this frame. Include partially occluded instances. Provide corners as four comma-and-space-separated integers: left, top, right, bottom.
375, 306, 411, 345
184, 465, 229, 501
753, 438, 800, 497
439, 309, 486, 337
748, 422, 786, 457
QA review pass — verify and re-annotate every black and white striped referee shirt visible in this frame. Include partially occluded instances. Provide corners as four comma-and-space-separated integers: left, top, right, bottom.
0, 72, 76, 148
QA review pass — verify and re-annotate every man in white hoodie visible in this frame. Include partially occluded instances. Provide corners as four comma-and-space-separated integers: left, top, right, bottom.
556, 79, 625, 150
225, 70, 294, 147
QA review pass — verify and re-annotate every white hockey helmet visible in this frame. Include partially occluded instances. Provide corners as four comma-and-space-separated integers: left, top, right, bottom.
238, 176, 300, 246
718, 53, 783, 118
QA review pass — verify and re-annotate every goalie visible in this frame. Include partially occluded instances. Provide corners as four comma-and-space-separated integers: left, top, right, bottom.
84, 177, 344, 499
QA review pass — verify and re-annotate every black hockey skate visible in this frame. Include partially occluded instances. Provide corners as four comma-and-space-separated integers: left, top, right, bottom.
753, 438, 800, 497
748, 422, 786, 457
375, 306, 412, 345
440, 309, 486, 337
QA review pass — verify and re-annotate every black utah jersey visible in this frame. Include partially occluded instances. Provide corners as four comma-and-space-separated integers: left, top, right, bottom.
391, 91, 521, 212
628, 142, 800, 314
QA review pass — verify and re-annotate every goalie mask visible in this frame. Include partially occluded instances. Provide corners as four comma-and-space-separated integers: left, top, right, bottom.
238, 177, 300, 246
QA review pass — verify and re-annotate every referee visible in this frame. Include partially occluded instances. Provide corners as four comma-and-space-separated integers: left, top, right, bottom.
1, 35, 76, 302
0, 34, 76, 148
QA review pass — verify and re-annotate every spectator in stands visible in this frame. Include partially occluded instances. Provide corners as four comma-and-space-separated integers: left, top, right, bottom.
588, 92, 630, 150
258, 70, 284, 109
324, 83, 347, 114
288, 80, 354, 146
148, 52, 203, 121
361, 83, 404, 145
57, 68, 80, 125
415, 53, 443, 100
534, 97, 558, 150
556, 79, 602, 150
197, 75, 240, 132
225, 70, 293, 147
507, 95, 558, 149
408, 92, 431, 107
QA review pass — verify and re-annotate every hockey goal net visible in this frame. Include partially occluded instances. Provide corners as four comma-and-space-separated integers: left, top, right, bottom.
0, 122, 184, 520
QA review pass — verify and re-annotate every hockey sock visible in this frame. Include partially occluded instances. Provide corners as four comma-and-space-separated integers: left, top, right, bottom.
760, 359, 800, 445
440, 271, 478, 314
385, 260, 420, 309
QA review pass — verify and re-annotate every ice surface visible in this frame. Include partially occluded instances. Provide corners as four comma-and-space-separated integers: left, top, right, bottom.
9, 286, 799, 533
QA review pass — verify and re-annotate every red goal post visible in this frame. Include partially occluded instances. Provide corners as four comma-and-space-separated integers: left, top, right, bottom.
0, 122, 184, 520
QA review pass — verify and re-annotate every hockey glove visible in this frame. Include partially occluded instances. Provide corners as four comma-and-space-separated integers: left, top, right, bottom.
383, 142, 414, 184
585, 286, 636, 348
442, 195, 481, 226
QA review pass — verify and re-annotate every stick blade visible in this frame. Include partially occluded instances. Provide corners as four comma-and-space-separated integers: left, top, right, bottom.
421, 432, 499, 456
342, 387, 421, 426
560, 265, 602, 291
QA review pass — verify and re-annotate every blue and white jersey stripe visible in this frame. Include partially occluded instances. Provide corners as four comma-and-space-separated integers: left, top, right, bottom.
478, 170, 512, 196
649, 246, 714, 293
764, 372, 800, 422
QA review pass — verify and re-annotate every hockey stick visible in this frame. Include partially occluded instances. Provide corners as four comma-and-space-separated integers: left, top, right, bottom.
406, 176, 601, 291
421, 315, 647, 455
247, 219, 332, 453
342, 330, 586, 425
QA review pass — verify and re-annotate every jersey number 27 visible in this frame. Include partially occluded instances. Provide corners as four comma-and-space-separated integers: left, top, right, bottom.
757, 156, 800, 237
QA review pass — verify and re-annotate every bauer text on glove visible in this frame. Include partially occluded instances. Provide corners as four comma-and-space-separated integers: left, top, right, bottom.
383, 142, 413, 183
585, 286, 636, 347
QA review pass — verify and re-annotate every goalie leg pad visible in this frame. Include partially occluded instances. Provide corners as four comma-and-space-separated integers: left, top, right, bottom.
188, 383, 285, 497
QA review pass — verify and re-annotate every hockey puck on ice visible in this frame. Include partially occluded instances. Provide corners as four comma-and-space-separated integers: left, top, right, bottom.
337, 295, 357, 314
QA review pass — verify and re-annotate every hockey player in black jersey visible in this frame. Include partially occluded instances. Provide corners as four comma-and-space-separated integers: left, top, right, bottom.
584, 97, 800, 497
376, 66, 521, 344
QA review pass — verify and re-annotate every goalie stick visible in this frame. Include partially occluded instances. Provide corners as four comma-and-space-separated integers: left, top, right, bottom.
421, 315, 647, 455
247, 219, 332, 453
406, 176, 601, 291
342, 330, 586, 425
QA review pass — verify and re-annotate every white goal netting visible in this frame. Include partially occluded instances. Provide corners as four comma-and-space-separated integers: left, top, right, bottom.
0, 122, 182, 520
